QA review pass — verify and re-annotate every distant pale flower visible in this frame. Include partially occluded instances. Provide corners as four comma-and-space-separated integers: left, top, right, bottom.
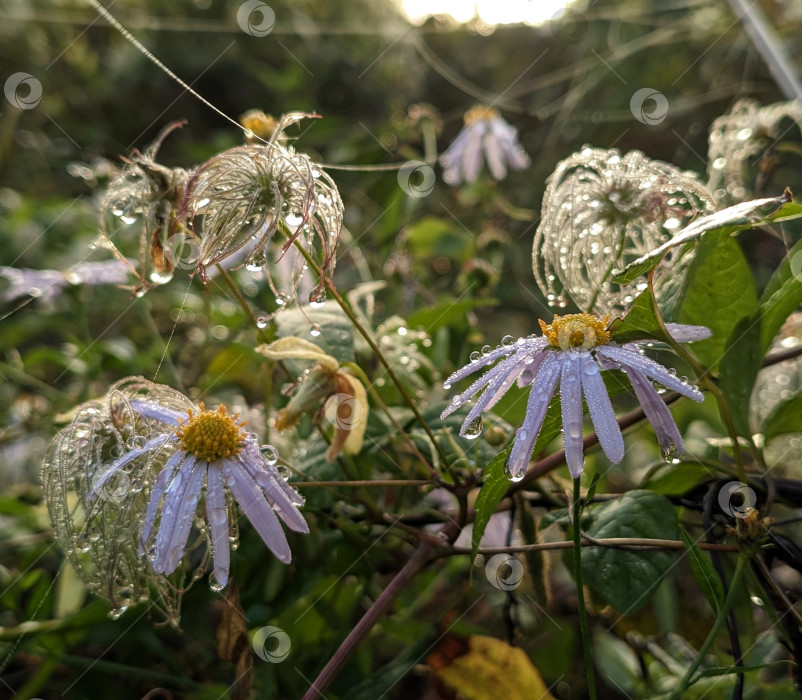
442, 313, 708, 481
0, 260, 132, 302
532, 147, 713, 315
90, 381, 309, 590
440, 106, 530, 185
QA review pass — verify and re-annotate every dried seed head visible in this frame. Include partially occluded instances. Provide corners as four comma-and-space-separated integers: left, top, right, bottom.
532, 147, 714, 316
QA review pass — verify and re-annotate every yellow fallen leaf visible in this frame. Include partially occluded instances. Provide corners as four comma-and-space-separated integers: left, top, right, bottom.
431, 635, 555, 700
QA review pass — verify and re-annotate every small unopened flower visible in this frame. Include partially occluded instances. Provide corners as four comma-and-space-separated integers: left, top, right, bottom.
440, 106, 530, 185
442, 313, 708, 480
89, 380, 309, 589
258, 337, 368, 462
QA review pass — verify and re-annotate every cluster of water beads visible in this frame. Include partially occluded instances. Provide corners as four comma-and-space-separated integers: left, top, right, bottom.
532, 146, 714, 316
707, 99, 802, 204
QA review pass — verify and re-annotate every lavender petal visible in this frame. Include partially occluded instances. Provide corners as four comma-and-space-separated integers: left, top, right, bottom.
88, 433, 172, 500
507, 354, 561, 479
597, 345, 704, 401
581, 357, 625, 464
627, 369, 684, 455
236, 449, 309, 534
139, 450, 184, 555
206, 464, 230, 588
560, 353, 586, 478
220, 458, 292, 563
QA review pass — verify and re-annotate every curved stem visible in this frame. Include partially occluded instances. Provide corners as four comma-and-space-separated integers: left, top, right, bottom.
574, 477, 597, 700
300, 542, 437, 700
668, 553, 749, 700
294, 245, 451, 468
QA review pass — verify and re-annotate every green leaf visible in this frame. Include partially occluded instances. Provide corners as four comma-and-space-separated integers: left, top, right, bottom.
472, 448, 512, 562
758, 237, 802, 353
718, 313, 762, 437
581, 491, 679, 614
276, 305, 354, 364
642, 462, 711, 495
406, 297, 498, 334
612, 192, 794, 285
679, 529, 724, 613
762, 390, 802, 442
609, 286, 670, 345
404, 216, 473, 261
677, 233, 758, 370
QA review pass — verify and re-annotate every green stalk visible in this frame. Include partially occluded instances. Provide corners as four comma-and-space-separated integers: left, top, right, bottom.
573, 476, 597, 699
291, 239, 451, 468
668, 553, 748, 699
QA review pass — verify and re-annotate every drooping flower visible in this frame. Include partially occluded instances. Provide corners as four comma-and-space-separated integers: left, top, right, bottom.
532, 147, 714, 316
86, 378, 309, 590
441, 313, 709, 481
257, 336, 369, 462
440, 106, 530, 185
181, 112, 343, 317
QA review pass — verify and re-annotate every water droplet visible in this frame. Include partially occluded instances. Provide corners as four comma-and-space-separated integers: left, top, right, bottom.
308, 288, 327, 309
260, 444, 279, 465
209, 577, 225, 592
108, 607, 126, 620
481, 345, 492, 356
668, 368, 677, 377
120, 214, 137, 225
310, 323, 322, 337
149, 270, 174, 284
275, 293, 290, 306
582, 361, 599, 376
256, 316, 268, 329
443, 382, 452, 390
501, 335, 515, 346
451, 394, 462, 405
463, 416, 483, 439
661, 443, 681, 463
470, 351, 481, 362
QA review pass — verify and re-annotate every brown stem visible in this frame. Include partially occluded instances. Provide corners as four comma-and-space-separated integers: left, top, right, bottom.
300, 541, 439, 700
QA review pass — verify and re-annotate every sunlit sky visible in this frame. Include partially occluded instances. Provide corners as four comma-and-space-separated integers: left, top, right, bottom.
401, 0, 577, 26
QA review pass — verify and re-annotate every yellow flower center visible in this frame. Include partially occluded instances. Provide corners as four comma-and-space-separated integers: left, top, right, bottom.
176, 403, 246, 462
464, 105, 500, 125
539, 312, 611, 352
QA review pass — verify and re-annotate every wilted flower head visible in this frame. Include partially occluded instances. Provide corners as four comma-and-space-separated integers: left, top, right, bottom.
258, 337, 368, 462
442, 313, 708, 481
532, 147, 714, 316
42, 378, 308, 615
99, 121, 190, 292
708, 99, 802, 203
181, 112, 343, 318
41, 380, 184, 621
0, 260, 133, 302
440, 106, 530, 185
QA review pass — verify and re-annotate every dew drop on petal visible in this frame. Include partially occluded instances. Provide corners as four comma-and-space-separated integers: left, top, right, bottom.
443, 382, 452, 390
481, 345, 492, 356
661, 443, 682, 463
501, 335, 515, 347
209, 576, 225, 592
470, 351, 481, 362
582, 360, 599, 376
260, 444, 279, 465
463, 416, 483, 439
